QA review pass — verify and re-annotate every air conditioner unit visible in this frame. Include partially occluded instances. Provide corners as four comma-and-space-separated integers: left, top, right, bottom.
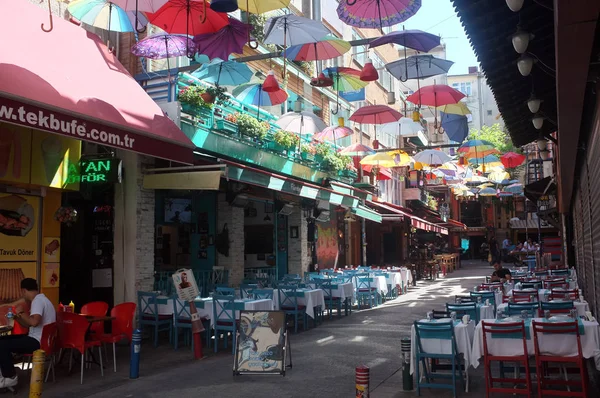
315, 210, 330, 223
230, 194, 249, 208
159, 101, 181, 126
279, 203, 294, 216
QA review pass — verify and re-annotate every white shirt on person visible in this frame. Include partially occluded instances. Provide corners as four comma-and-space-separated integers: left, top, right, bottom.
29, 293, 56, 343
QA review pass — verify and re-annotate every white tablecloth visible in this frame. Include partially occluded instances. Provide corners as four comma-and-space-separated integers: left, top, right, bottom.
470, 318, 600, 368
273, 289, 326, 319
400, 268, 413, 285
479, 304, 495, 320
410, 319, 475, 375
384, 272, 402, 289
307, 282, 354, 301
352, 275, 388, 296
496, 301, 589, 317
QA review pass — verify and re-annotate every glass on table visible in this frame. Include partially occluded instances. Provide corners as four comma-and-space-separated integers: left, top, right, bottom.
569, 309, 578, 319
450, 311, 457, 321
521, 310, 529, 320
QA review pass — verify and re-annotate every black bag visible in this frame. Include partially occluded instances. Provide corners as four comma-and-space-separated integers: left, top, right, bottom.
216, 223, 229, 257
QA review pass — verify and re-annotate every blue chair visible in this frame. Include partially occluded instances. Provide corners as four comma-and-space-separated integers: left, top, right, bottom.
506, 302, 539, 316
172, 297, 210, 351
252, 289, 274, 300
137, 291, 172, 347
414, 320, 464, 397
521, 281, 542, 290
316, 280, 342, 319
446, 302, 478, 323
539, 300, 574, 316
550, 269, 569, 277
216, 287, 235, 296
356, 275, 379, 308
239, 284, 258, 298
211, 295, 237, 354
277, 285, 308, 333
470, 291, 497, 311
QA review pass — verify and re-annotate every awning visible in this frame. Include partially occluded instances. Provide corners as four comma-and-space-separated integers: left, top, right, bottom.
351, 205, 382, 223
524, 177, 556, 203
143, 171, 222, 190
509, 218, 557, 230
367, 200, 410, 221
367, 199, 448, 234
329, 181, 373, 202
224, 160, 360, 208
0, 1, 194, 164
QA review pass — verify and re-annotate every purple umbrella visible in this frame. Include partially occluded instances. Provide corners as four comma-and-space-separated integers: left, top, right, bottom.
132, 33, 196, 76
193, 17, 250, 61
369, 29, 440, 52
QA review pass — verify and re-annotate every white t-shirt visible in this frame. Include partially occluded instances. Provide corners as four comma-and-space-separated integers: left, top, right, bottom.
29, 293, 56, 343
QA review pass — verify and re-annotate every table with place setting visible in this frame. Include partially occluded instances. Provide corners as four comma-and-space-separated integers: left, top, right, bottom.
351, 275, 388, 297
307, 282, 354, 302
273, 288, 326, 319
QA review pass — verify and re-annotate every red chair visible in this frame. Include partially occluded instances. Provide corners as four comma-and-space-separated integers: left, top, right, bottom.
550, 289, 579, 301
512, 290, 538, 303
80, 301, 109, 336
532, 320, 589, 397
23, 322, 58, 382
482, 321, 532, 397
543, 279, 568, 290
97, 302, 136, 372
57, 312, 104, 384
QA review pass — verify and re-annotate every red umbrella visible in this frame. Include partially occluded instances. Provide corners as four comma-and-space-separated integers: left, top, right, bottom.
349, 105, 403, 124
147, 0, 229, 36
362, 164, 392, 180
406, 84, 465, 107
500, 152, 526, 168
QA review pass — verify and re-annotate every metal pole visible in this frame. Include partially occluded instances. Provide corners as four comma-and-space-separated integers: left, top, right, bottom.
401, 337, 413, 391
129, 329, 142, 379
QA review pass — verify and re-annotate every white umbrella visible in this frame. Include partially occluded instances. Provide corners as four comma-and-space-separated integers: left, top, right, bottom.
413, 149, 452, 166
264, 15, 330, 47
276, 111, 327, 145
379, 117, 423, 136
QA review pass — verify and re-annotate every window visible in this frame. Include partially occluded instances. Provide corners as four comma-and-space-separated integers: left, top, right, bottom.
451, 82, 472, 96
352, 30, 366, 66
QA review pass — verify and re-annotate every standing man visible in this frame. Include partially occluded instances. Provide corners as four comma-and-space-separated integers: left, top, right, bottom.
0, 278, 56, 389
502, 233, 511, 260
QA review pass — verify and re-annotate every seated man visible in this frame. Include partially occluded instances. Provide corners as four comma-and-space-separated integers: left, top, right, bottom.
0, 278, 56, 389
490, 260, 512, 283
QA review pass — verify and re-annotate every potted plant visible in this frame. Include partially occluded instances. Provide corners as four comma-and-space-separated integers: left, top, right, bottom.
300, 143, 316, 162
338, 156, 357, 178
314, 142, 332, 164
203, 85, 230, 105
235, 113, 268, 141
178, 82, 213, 117
273, 130, 298, 154
215, 113, 239, 135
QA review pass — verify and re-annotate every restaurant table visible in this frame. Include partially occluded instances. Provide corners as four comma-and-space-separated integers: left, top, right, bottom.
307, 283, 354, 302
351, 275, 388, 297
470, 317, 600, 368
496, 300, 589, 318
383, 272, 402, 295
0, 325, 12, 336
273, 288, 326, 319
478, 304, 495, 320
410, 318, 476, 392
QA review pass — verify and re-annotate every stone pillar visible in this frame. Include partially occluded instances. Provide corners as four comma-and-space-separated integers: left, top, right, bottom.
217, 194, 245, 286
114, 151, 155, 305
287, 209, 310, 277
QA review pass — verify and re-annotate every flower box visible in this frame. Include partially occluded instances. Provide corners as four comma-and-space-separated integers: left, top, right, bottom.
181, 102, 213, 121
338, 169, 358, 179
266, 141, 286, 152
301, 152, 315, 162
215, 119, 238, 135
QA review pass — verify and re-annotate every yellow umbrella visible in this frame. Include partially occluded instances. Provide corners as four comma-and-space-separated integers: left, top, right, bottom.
413, 161, 424, 171
359, 153, 397, 168
238, 0, 290, 13
436, 102, 471, 116
477, 164, 504, 173
476, 183, 494, 189
464, 175, 489, 183
386, 150, 413, 166
488, 170, 510, 183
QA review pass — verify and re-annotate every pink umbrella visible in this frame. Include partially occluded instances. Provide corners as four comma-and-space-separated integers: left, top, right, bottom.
314, 125, 353, 148
406, 84, 465, 107
337, 0, 421, 30
349, 105, 403, 125
340, 143, 375, 157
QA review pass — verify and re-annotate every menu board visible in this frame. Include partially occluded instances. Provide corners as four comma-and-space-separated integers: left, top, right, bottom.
0, 193, 40, 262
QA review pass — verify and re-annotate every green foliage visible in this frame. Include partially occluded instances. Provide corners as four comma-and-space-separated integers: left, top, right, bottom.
178, 83, 212, 109
205, 85, 230, 106
300, 143, 317, 155
315, 142, 332, 157
467, 123, 519, 154
236, 113, 268, 139
273, 130, 299, 149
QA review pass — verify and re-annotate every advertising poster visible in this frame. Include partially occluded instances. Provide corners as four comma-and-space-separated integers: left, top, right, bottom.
0, 263, 37, 303
172, 269, 200, 301
0, 193, 40, 262
234, 311, 286, 374
42, 262, 59, 288
30, 130, 81, 190
0, 122, 32, 185
317, 218, 338, 269
43, 237, 60, 263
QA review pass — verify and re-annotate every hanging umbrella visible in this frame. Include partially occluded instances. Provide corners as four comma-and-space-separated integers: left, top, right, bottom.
323, 67, 369, 114
476, 164, 504, 173
286, 36, 351, 62
437, 102, 471, 116
369, 28, 440, 52
193, 17, 251, 61
276, 111, 327, 146
68, 0, 148, 32
464, 175, 489, 183
131, 33, 195, 62
468, 154, 501, 166
439, 112, 469, 142
362, 165, 392, 180
500, 151, 526, 168
407, 84, 465, 108
237, 0, 290, 14
360, 153, 397, 168
386, 150, 413, 166
111, 0, 167, 32
314, 125, 353, 148
232, 82, 288, 118
459, 139, 501, 159
478, 187, 497, 197
488, 170, 511, 183
505, 183, 524, 194
192, 59, 252, 86
337, 0, 422, 29
413, 149, 452, 166
340, 143, 375, 157
349, 105, 402, 125
386, 55, 454, 82
476, 183, 494, 189
147, 0, 229, 36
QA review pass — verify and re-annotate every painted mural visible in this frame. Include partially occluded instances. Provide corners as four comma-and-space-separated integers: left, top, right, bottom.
316, 217, 338, 269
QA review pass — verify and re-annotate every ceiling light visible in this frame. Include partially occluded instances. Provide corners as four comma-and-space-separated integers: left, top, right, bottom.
536, 139, 548, 151
506, 0, 525, 12
539, 149, 551, 160
511, 27, 534, 54
527, 93, 543, 113
517, 54, 535, 76
532, 113, 544, 129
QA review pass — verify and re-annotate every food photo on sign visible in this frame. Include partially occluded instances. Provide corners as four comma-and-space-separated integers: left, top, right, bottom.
43, 237, 60, 262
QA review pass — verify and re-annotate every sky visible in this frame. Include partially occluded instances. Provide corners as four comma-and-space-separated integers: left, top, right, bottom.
399, 0, 479, 76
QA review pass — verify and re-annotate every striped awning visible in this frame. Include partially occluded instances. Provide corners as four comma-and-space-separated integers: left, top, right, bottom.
351, 205, 382, 223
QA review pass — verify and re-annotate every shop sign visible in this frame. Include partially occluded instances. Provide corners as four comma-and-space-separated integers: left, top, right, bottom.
65, 158, 122, 184
537, 194, 556, 212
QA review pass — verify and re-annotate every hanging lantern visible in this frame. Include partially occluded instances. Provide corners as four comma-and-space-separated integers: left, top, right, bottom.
263, 70, 280, 92
338, 117, 345, 127
210, 0, 238, 12
360, 59, 379, 82
372, 139, 379, 149
310, 72, 333, 87
412, 110, 421, 122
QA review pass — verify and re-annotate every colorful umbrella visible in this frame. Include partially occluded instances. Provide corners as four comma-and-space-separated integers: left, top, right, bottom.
436, 102, 471, 116
386, 55, 454, 82
112, 0, 167, 31
369, 28, 440, 52
413, 149, 452, 166
468, 154, 501, 166
264, 14, 330, 47
406, 84, 465, 107
362, 165, 392, 181
478, 187, 497, 197
337, 0, 421, 29
459, 140, 500, 159
131, 34, 195, 59
232, 82, 288, 118
68, 0, 147, 32
323, 67, 369, 114
193, 17, 250, 61
276, 112, 327, 145
439, 112, 469, 142
349, 105, 402, 125
192, 59, 252, 86
237, 0, 290, 14
465, 175, 489, 184
505, 183, 524, 194
285, 36, 351, 62
340, 143, 374, 158
500, 151, 526, 168
360, 153, 397, 168
147, 0, 229, 36
488, 170, 511, 183
386, 150, 413, 166
314, 125, 353, 147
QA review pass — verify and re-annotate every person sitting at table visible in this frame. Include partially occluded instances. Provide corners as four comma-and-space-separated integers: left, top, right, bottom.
523, 238, 534, 252
490, 260, 512, 283
0, 278, 56, 389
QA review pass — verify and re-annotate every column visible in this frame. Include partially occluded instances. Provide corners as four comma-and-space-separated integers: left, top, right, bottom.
287, 209, 310, 276
216, 194, 244, 286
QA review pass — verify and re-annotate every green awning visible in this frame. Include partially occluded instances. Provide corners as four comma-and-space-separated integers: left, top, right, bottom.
352, 205, 382, 223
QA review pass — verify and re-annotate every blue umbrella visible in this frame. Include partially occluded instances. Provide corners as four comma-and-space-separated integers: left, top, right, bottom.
369, 29, 440, 52
440, 111, 469, 142
386, 55, 454, 82
468, 154, 500, 166
192, 60, 252, 86
68, 0, 147, 32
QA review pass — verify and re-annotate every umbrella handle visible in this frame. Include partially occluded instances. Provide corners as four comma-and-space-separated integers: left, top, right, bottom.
346, 0, 357, 5
135, 0, 147, 34
41, 0, 53, 32
331, 90, 340, 115
200, 0, 207, 23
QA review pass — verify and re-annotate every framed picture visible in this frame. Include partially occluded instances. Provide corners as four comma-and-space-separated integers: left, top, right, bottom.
290, 226, 299, 239
264, 202, 274, 214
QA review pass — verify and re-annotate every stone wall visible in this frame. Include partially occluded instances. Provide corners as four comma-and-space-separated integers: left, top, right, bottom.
135, 155, 156, 292
217, 194, 245, 286
287, 209, 311, 277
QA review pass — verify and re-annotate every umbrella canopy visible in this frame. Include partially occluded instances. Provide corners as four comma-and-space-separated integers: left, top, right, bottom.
407, 84, 465, 107
362, 165, 392, 180
68, 0, 147, 32
476, 183, 494, 189
464, 175, 489, 183
314, 125, 353, 143
285, 36, 351, 62
369, 29, 440, 51
192, 59, 252, 86
413, 149, 452, 166
458, 139, 501, 158
340, 143, 375, 157
263, 14, 330, 47
131, 34, 195, 59
337, 0, 421, 29
436, 102, 471, 116
386, 55, 454, 81
468, 154, 501, 166
397, 117, 424, 135
112, 0, 166, 30
488, 170, 511, 183
386, 150, 413, 166
349, 105, 402, 125
232, 82, 288, 109
237, 0, 290, 14
193, 17, 250, 60
360, 153, 397, 168
147, 0, 229, 36
478, 187, 497, 196
276, 112, 327, 136
500, 151, 526, 168
505, 183, 524, 194
476, 164, 505, 173
323, 67, 368, 92
439, 112, 469, 142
